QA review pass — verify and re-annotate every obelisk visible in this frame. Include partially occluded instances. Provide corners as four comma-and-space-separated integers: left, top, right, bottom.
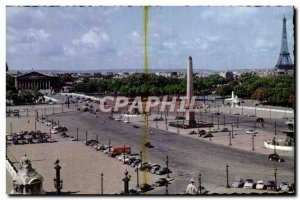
185, 56, 196, 125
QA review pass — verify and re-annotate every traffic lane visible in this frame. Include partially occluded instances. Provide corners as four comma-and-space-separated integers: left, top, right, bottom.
50, 112, 294, 180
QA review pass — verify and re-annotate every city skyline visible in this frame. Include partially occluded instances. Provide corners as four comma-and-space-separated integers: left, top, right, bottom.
6, 6, 294, 71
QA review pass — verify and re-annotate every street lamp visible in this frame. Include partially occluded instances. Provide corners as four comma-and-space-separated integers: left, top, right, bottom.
76, 128, 79, 141
166, 155, 170, 178
229, 132, 232, 146
198, 173, 202, 194
231, 123, 234, 139
54, 159, 63, 194
101, 172, 104, 195
85, 131, 88, 144
226, 164, 230, 188
274, 168, 277, 191
122, 170, 131, 195
252, 134, 256, 151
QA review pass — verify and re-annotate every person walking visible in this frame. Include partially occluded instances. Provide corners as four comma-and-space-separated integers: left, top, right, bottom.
185, 178, 198, 194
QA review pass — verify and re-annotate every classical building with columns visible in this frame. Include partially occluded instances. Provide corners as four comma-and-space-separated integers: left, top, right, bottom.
14, 71, 60, 92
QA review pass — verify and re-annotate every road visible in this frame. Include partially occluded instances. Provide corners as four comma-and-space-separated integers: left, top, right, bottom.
48, 109, 294, 194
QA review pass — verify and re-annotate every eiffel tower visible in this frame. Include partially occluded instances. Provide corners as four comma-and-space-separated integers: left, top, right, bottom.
275, 15, 294, 71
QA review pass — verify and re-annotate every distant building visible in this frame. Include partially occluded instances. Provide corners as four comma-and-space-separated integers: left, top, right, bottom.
14, 71, 60, 92
275, 15, 294, 71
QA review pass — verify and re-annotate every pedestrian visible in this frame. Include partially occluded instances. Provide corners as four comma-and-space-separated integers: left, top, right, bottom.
185, 178, 198, 194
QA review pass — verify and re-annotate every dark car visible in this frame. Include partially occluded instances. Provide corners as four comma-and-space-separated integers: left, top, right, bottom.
198, 130, 207, 137
266, 181, 276, 190
256, 118, 264, 123
154, 117, 164, 121
133, 125, 140, 128
175, 116, 185, 120
139, 184, 153, 192
268, 153, 285, 162
131, 159, 141, 167
220, 127, 229, 132
203, 133, 213, 138
188, 131, 197, 135
214, 112, 221, 115
155, 178, 169, 187
232, 179, 244, 188
156, 167, 171, 175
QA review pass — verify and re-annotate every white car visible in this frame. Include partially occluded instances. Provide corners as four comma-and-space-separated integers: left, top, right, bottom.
256, 180, 265, 190
50, 129, 59, 134
244, 179, 255, 189
246, 129, 258, 134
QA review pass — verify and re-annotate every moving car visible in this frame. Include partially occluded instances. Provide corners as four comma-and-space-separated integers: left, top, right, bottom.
244, 179, 255, 189
139, 183, 153, 192
256, 180, 265, 190
246, 129, 258, 134
232, 179, 244, 188
145, 142, 154, 148
154, 178, 168, 187
220, 127, 229, 132
256, 118, 264, 123
268, 153, 285, 162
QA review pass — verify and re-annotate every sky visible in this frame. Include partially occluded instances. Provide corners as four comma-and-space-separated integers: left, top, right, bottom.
6, 6, 294, 71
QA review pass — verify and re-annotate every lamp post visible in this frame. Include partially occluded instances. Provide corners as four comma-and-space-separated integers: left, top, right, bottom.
166, 155, 170, 178
226, 164, 230, 188
274, 168, 277, 191
50, 128, 52, 139
165, 114, 168, 130
223, 115, 225, 126
252, 134, 256, 151
123, 145, 126, 164
76, 128, 78, 141
10, 122, 12, 134
140, 151, 143, 166
273, 137, 277, 154
241, 106, 243, 115
229, 132, 232, 146
122, 170, 131, 195
155, 117, 158, 128
165, 180, 168, 195
236, 117, 239, 128
58, 120, 60, 127
101, 172, 104, 195
85, 131, 88, 144
198, 173, 202, 194
35, 121, 36, 133
136, 162, 139, 187
231, 123, 234, 139
54, 159, 63, 194
108, 139, 111, 154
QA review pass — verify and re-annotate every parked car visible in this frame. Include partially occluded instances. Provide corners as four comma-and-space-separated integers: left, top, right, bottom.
232, 179, 244, 188
220, 127, 229, 132
246, 129, 258, 134
198, 130, 206, 137
268, 153, 285, 162
266, 181, 276, 190
150, 165, 161, 174
131, 159, 141, 167
133, 125, 140, 128
256, 180, 265, 190
139, 183, 153, 192
156, 167, 171, 175
203, 133, 213, 138
188, 131, 197, 135
155, 178, 168, 187
280, 182, 289, 192
244, 179, 255, 189
214, 112, 221, 115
